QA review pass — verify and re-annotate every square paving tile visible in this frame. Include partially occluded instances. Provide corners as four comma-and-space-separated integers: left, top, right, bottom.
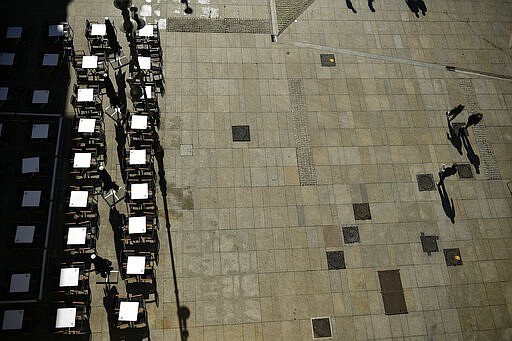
180, 144, 193, 156
420, 232, 439, 255
326, 251, 345, 270
323, 226, 342, 248
311, 317, 332, 339
320, 54, 336, 67
457, 163, 473, 178
444, 248, 463, 266
232, 125, 250, 142
416, 174, 436, 191
353, 203, 371, 220
342, 225, 360, 244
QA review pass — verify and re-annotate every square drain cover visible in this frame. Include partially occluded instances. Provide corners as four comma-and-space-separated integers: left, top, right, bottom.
311, 317, 332, 339
416, 174, 436, 191
342, 225, 360, 244
457, 164, 473, 179
320, 54, 336, 67
420, 232, 439, 255
232, 125, 250, 142
353, 203, 371, 220
444, 248, 463, 266
326, 251, 345, 270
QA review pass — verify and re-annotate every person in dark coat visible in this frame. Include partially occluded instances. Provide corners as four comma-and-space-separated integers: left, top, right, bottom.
90, 253, 113, 278
99, 165, 120, 201
438, 163, 458, 186
463, 113, 483, 130
446, 104, 464, 121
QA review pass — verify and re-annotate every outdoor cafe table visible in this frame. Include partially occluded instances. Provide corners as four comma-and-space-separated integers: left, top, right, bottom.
138, 57, 151, 70
128, 216, 146, 234
32, 90, 49, 104
2, 310, 24, 330
78, 118, 96, 133
42, 53, 60, 66
6, 26, 22, 39
69, 190, 89, 208
55, 308, 76, 328
59, 268, 80, 287
31, 123, 49, 138
126, 256, 146, 275
81, 55, 98, 69
137, 24, 154, 37
48, 24, 65, 37
129, 149, 147, 165
9, 273, 30, 293
67, 227, 87, 245
22, 157, 39, 173
15, 225, 35, 243
0, 87, 8, 101
0, 53, 15, 66
118, 301, 139, 322
90, 23, 106, 36
77, 88, 95, 102
131, 115, 148, 130
130, 183, 148, 200
22, 190, 41, 207
73, 152, 92, 168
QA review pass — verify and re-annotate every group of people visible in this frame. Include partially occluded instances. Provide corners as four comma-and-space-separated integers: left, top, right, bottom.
438, 104, 483, 186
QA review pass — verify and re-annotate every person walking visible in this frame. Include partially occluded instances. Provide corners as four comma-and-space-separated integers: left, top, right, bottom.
438, 163, 458, 186
462, 113, 483, 130
99, 165, 120, 200
446, 104, 465, 121
90, 253, 113, 278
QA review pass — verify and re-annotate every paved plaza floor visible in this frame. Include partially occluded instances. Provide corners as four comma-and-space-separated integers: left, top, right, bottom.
3, 0, 512, 340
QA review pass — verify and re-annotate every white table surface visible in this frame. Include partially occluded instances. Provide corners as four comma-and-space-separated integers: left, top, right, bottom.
118, 301, 139, 322
48, 24, 64, 37
31, 123, 49, 138
15, 225, 35, 243
42, 53, 59, 66
67, 227, 87, 245
130, 183, 148, 199
91, 23, 106, 36
9, 273, 30, 293
131, 115, 147, 129
22, 190, 41, 207
69, 190, 89, 208
0, 53, 15, 66
73, 152, 92, 168
129, 149, 146, 165
55, 308, 76, 328
78, 118, 96, 133
138, 24, 154, 37
126, 256, 146, 275
128, 216, 147, 234
2, 310, 24, 330
144, 85, 153, 99
32, 90, 49, 104
81, 55, 98, 68
0, 87, 8, 101
6, 26, 22, 39
59, 268, 80, 287
138, 56, 151, 70
22, 157, 39, 173
77, 88, 95, 102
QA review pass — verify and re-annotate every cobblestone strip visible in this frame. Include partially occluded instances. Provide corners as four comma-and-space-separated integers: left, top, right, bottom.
288, 79, 317, 186
459, 79, 502, 180
275, 0, 316, 34
166, 18, 270, 33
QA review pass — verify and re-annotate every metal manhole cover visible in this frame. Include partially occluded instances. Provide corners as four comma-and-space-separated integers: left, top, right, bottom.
326, 251, 345, 270
342, 225, 360, 244
444, 248, 463, 266
353, 203, 371, 220
457, 164, 473, 178
420, 232, 439, 255
320, 54, 336, 67
232, 125, 250, 142
311, 317, 332, 338
416, 174, 436, 191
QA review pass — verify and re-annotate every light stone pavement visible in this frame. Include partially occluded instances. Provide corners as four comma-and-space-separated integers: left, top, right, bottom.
63, 0, 512, 340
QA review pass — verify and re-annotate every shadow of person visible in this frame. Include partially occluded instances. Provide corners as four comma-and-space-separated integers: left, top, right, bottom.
447, 119, 463, 155
179, 306, 191, 340
103, 286, 122, 341
460, 131, 481, 174
418, 0, 427, 15
109, 207, 125, 268
405, 0, 420, 17
438, 182, 455, 224
368, 0, 376, 12
346, 0, 357, 13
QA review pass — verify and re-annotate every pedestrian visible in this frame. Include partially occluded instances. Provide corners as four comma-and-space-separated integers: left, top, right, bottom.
438, 163, 457, 186
99, 165, 120, 200
90, 253, 113, 278
462, 113, 483, 130
446, 104, 464, 121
